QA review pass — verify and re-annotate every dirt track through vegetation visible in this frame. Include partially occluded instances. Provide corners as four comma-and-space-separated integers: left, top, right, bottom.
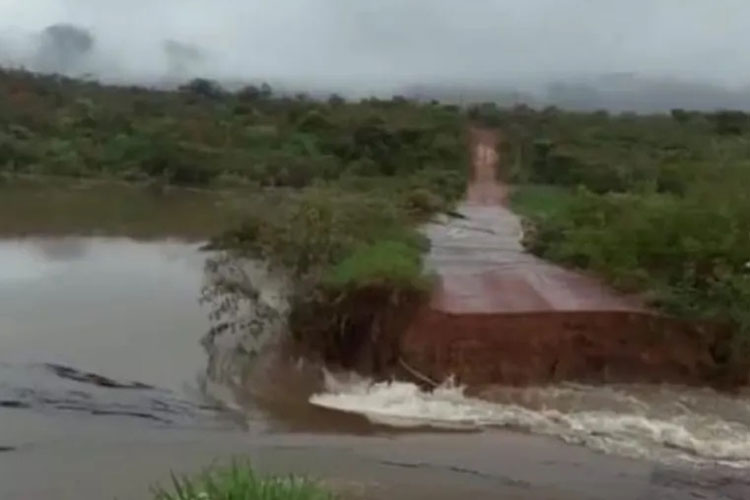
425, 129, 643, 314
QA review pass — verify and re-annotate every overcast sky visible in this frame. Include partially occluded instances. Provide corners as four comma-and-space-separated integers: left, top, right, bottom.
0, 0, 748, 92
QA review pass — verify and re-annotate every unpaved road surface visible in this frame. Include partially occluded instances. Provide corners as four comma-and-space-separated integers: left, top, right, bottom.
425, 129, 643, 314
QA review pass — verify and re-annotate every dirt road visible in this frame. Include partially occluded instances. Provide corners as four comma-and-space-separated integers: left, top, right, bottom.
426, 129, 642, 314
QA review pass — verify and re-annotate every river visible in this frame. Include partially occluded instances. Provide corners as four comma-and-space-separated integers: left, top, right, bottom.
1, 238, 748, 500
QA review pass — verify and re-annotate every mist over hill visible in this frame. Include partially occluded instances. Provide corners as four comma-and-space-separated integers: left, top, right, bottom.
1, 1, 749, 111
403, 76, 750, 112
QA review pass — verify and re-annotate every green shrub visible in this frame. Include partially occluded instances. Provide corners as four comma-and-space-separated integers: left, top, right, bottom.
510, 184, 575, 219
153, 463, 334, 500
712, 110, 748, 136
204, 186, 433, 359
140, 150, 217, 186
0, 68, 466, 191
324, 240, 428, 290
403, 187, 445, 217
295, 110, 334, 133
521, 186, 750, 333
671, 108, 690, 124
179, 78, 225, 99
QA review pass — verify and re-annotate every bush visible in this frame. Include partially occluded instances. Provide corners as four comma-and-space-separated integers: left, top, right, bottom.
255, 153, 338, 188
153, 463, 334, 500
324, 240, 428, 290
712, 110, 748, 136
403, 187, 444, 217
295, 110, 334, 133
510, 184, 574, 219
671, 108, 690, 124
0, 69, 466, 190
204, 187, 432, 363
179, 78, 225, 99
521, 187, 750, 333
140, 142, 219, 186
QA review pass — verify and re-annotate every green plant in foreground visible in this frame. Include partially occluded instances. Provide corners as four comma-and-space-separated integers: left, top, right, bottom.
153, 463, 335, 500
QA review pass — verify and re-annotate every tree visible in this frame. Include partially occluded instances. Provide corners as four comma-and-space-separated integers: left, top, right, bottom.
163, 39, 203, 78
671, 108, 690, 124
237, 85, 261, 101
328, 93, 345, 106
712, 110, 748, 136
179, 78, 225, 99
260, 82, 273, 99
35, 24, 94, 74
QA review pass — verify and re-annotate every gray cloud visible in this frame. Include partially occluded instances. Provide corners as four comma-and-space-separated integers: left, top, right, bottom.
1, 1, 749, 107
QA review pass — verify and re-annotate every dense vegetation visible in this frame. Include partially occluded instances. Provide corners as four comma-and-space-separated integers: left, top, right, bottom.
0, 69, 465, 193
153, 463, 334, 500
472, 103, 750, 366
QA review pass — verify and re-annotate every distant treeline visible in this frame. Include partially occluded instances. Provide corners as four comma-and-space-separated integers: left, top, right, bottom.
0, 68, 466, 197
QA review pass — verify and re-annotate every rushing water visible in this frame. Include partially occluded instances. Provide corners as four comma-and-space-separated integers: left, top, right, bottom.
1, 238, 749, 500
312, 375, 750, 468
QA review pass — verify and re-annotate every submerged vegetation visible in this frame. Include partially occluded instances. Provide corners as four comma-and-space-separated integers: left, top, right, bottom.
153, 463, 334, 500
474, 103, 750, 367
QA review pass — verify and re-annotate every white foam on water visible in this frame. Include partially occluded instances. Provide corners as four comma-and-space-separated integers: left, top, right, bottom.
310, 373, 750, 468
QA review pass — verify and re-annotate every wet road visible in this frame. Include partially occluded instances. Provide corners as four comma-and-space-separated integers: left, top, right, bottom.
426, 130, 642, 313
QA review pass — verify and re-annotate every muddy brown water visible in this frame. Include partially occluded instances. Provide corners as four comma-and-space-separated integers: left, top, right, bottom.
1, 238, 749, 500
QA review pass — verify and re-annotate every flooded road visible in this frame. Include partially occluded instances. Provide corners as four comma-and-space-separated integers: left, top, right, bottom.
1, 238, 749, 500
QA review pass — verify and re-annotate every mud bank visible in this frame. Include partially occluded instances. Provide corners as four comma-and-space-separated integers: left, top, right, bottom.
401, 309, 731, 387
400, 129, 742, 388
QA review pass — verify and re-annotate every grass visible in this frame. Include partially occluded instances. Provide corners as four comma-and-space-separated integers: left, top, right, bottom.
323, 239, 430, 290
153, 463, 335, 500
509, 184, 575, 219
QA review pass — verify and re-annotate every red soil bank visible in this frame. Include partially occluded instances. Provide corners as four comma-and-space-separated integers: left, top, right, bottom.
401, 130, 732, 387
401, 309, 727, 387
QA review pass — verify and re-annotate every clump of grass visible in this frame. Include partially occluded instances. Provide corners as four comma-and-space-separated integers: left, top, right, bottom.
323, 240, 430, 290
153, 463, 335, 500
509, 184, 575, 219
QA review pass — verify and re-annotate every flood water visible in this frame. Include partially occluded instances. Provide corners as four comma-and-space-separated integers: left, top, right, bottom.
1, 238, 749, 500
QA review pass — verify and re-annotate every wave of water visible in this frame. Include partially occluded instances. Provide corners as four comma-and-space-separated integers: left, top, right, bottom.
310, 373, 750, 468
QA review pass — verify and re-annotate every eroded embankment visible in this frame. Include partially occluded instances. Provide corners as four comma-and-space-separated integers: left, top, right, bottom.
400, 129, 737, 387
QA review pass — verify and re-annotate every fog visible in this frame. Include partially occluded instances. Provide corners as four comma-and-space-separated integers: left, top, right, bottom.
1, 0, 749, 110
